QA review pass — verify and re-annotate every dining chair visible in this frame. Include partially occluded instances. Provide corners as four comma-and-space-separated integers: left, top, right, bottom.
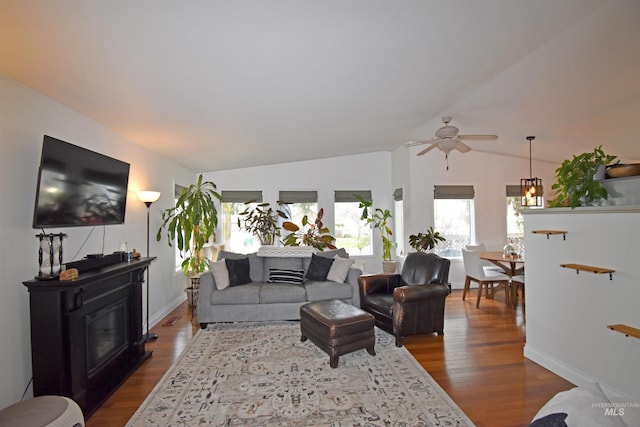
462, 248, 511, 308
465, 243, 503, 274
511, 274, 525, 309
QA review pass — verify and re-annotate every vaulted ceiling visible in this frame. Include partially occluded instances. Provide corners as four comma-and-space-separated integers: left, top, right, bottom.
1, 1, 639, 172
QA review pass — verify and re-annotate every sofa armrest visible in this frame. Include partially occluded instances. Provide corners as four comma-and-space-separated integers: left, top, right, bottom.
393, 282, 449, 303
197, 271, 216, 328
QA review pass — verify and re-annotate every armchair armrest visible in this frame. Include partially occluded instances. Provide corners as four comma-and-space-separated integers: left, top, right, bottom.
358, 273, 402, 304
393, 282, 450, 303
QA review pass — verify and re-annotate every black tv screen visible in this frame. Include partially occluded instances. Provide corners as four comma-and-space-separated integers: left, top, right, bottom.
32, 135, 130, 228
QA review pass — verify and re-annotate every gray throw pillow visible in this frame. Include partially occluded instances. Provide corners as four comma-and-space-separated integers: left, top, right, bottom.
225, 257, 251, 286
305, 253, 334, 281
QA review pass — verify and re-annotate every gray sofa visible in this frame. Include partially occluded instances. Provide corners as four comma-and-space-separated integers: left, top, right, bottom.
197, 249, 362, 328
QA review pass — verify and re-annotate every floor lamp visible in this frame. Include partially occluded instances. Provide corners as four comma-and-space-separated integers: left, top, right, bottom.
137, 190, 161, 343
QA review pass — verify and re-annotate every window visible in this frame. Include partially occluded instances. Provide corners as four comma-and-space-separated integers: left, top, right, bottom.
334, 191, 372, 256
433, 185, 474, 258
393, 188, 404, 256
221, 190, 263, 254
278, 191, 318, 226
506, 184, 542, 256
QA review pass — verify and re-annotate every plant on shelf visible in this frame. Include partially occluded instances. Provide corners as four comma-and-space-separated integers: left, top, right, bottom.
548, 145, 617, 208
408, 226, 446, 252
281, 208, 337, 250
354, 194, 396, 263
237, 201, 288, 246
156, 174, 222, 275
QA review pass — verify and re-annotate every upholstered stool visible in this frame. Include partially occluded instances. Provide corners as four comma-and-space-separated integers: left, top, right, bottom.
0, 395, 84, 427
300, 299, 375, 368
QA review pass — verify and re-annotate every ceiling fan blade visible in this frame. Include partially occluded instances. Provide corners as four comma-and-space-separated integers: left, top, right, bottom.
405, 138, 438, 148
417, 143, 438, 156
455, 141, 472, 153
458, 134, 498, 141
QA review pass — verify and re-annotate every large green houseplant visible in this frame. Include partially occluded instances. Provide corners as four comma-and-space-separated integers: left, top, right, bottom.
237, 201, 288, 246
156, 174, 222, 275
548, 145, 617, 208
409, 226, 446, 252
354, 194, 396, 271
281, 208, 337, 250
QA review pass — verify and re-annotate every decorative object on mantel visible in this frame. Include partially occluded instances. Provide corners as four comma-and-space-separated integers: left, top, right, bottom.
520, 136, 543, 207
126, 323, 474, 426
606, 163, 640, 179
138, 190, 161, 343
548, 145, 617, 208
256, 245, 315, 257
35, 232, 66, 279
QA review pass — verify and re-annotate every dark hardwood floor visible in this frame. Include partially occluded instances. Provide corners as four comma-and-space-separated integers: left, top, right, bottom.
87, 290, 573, 427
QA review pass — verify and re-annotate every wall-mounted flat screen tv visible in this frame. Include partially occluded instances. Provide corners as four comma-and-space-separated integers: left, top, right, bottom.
32, 135, 130, 228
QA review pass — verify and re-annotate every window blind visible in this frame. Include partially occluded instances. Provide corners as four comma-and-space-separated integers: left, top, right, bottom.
221, 190, 263, 203
433, 185, 475, 199
393, 188, 403, 201
278, 190, 318, 204
334, 190, 372, 203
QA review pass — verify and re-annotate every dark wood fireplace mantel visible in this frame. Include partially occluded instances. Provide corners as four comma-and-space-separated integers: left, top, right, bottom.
23, 257, 156, 418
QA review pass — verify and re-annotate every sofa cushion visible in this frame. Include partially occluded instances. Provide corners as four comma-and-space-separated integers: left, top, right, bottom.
209, 283, 261, 305
326, 255, 355, 283
305, 253, 334, 281
303, 248, 349, 269
304, 280, 353, 302
225, 257, 252, 287
263, 257, 303, 282
209, 258, 230, 290
361, 294, 394, 317
260, 283, 307, 304
268, 268, 305, 285
218, 251, 263, 282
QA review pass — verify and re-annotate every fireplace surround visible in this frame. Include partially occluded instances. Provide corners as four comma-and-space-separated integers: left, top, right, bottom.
23, 257, 155, 417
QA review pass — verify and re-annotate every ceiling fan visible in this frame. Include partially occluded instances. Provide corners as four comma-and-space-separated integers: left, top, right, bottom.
407, 116, 498, 169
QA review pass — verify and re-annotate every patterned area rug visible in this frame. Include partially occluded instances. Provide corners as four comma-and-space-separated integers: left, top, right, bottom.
127, 323, 474, 426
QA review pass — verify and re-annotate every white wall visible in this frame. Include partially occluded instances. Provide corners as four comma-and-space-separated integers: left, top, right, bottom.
523, 207, 640, 399
0, 75, 194, 408
392, 144, 557, 287
203, 152, 392, 273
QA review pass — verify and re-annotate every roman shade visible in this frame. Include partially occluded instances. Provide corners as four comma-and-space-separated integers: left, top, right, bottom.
433, 185, 475, 199
507, 184, 543, 197
221, 190, 263, 203
278, 190, 318, 204
393, 188, 403, 201
334, 190, 372, 203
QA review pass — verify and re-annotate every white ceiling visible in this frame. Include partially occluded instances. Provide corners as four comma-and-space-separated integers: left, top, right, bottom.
1, 0, 639, 172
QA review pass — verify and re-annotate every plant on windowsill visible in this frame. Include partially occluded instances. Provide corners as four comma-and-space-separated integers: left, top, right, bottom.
548, 145, 617, 208
156, 174, 222, 276
408, 226, 446, 252
281, 208, 337, 250
354, 194, 397, 273
237, 201, 288, 246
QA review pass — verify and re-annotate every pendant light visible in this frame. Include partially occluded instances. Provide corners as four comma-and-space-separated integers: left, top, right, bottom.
520, 136, 543, 207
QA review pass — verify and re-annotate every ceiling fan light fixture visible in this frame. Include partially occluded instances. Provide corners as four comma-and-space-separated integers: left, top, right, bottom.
520, 136, 543, 207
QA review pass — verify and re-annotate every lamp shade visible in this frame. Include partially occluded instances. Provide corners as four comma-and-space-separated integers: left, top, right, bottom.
137, 191, 161, 204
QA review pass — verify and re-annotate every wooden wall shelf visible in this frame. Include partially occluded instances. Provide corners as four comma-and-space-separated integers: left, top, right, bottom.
607, 324, 640, 339
532, 230, 567, 240
560, 263, 615, 280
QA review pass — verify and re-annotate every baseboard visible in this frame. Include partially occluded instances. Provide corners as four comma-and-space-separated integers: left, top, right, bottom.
146, 294, 187, 330
523, 344, 633, 400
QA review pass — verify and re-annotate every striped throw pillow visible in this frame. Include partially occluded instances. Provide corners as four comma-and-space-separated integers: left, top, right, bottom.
268, 268, 305, 285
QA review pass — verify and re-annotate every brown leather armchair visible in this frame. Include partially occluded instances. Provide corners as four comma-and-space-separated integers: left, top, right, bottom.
358, 252, 451, 347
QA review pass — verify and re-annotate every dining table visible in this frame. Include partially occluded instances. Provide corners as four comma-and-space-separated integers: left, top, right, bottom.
479, 251, 525, 277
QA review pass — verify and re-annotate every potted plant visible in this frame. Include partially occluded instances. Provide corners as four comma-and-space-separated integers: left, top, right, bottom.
281, 208, 337, 250
548, 145, 617, 208
354, 194, 397, 273
237, 201, 288, 246
408, 226, 446, 252
156, 174, 222, 277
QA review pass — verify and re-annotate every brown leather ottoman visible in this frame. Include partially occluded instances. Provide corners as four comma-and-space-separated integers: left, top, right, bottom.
300, 299, 375, 368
